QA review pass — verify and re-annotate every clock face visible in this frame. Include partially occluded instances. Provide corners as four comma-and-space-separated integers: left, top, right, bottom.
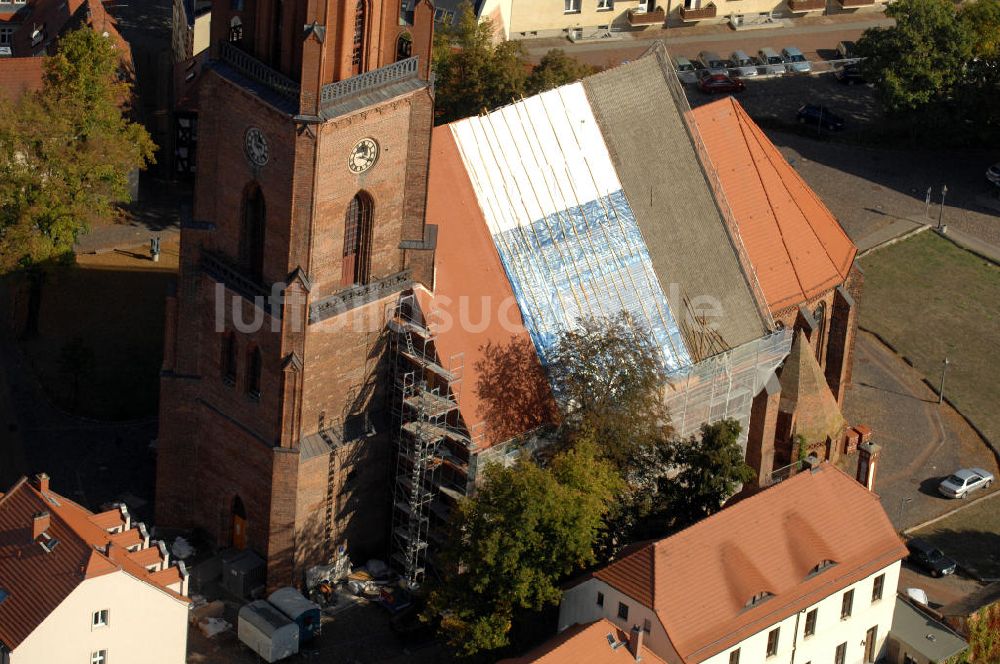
244, 127, 268, 167
348, 138, 379, 174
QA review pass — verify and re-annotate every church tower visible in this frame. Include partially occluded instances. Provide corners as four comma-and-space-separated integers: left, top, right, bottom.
155, 0, 437, 587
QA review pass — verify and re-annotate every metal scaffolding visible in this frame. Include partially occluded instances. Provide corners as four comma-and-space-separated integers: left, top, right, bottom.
388, 295, 471, 587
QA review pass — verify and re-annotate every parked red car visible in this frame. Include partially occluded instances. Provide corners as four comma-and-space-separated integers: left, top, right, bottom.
698, 73, 745, 94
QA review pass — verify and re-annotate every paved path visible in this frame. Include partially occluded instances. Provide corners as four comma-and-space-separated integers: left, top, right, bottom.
524, 14, 893, 67
843, 331, 1000, 533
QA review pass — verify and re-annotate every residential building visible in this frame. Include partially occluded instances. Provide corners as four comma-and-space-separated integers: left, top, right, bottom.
0, 474, 189, 664
501, 620, 667, 663
454, 0, 888, 39
156, 32, 861, 589
553, 462, 908, 664
0, 0, 131, 100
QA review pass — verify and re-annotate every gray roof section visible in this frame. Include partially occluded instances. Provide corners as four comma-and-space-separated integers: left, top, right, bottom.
891, 597, 967, 662
582, 46, 767, 355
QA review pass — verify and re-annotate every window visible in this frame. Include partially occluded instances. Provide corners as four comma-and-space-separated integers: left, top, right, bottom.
804, 608, 817, 637
596, 591, 604, 607
246, 346, 261, 399
564, 0, 581, 12
617, 602, 628, 621
240, 184, 265, 282
229, 16, 243, 43
92, 609, 109, 628
841, 589, 854, 620
352, 0, 367, 75
0, 27, 13, 46
396, 32, 412, 61
230, 0, 244, 9
643, 618, 651, 633
766, 628, 779, 657
91, 651, 107, 664
728, 648, 740, 664
813, 301, 826, 362
342, 192, 374, 287
597, 0, 613, 8
872, 574, 885, 603
835, 642, 847, 664
221, 332, 237, 385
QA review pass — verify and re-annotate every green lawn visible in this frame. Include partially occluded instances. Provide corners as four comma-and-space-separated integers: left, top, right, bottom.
858, 232, 1000, 447
913, 493, 1000, 579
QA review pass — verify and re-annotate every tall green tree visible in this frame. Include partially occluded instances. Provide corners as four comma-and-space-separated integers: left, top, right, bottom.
427, 440, 621, 656
663, 419, 754, 530
526, 49, 599, 96
546, 313, 673, 469
856, 0, 973, 115
0, 28, 156, 273
432, 2, 527, 124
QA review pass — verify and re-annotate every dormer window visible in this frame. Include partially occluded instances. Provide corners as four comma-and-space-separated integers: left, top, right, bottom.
745, 591, 773, 609
808, 559, 836, 577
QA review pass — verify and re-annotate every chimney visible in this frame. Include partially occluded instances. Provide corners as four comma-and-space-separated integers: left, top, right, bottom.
32, 511, 50, 539
33, 473, 50, 493
856, 441, 882, 491
628, 624, 643, 661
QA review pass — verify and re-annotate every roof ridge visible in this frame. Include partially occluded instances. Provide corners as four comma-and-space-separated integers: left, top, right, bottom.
0, 477, 28, 509
729, 98, 810, 302
734, 102, 854, 281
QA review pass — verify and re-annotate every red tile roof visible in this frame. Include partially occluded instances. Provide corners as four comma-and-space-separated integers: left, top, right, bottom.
500, 619, 668, 664
0, 56, 44, 101
593, 463, 906, 663
421, 125, 558, 448
692, 98, 857, 313
0, 476, 189, 650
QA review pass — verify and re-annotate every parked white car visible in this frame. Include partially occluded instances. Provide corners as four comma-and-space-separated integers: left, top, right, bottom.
728, 50, 758, 77
782, 47, 811, 74
938, 468, 994, 499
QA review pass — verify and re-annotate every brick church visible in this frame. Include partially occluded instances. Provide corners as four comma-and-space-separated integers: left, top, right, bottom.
156, 1, 861, 589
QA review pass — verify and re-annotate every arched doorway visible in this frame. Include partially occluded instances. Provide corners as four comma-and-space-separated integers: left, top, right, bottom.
231, 495, 247, 549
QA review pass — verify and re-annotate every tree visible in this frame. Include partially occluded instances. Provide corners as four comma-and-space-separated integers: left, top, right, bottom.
427, 440, 621, 656
432, 2, 528, 124
526, 49, 599, 96
662, 419, 754, 530
856, 0, 973, 116
0, 28, 156, 273
546, 313, 673, 469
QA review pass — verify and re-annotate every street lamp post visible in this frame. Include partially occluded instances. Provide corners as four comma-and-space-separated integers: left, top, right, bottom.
925, 186, 932, 218
938, 357, 950, 405
937, 184, 948, 230
899, 497, 913, 528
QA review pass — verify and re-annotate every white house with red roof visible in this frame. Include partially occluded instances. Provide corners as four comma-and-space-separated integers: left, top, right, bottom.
551, 463, 907, 664
0, 474, 189, 664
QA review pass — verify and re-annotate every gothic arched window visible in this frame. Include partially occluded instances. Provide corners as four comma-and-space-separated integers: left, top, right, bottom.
246, 345, 262, 399
240, 183, 266, 282
342, 192, 374, 287
229, 16, 243, 43
813, 301, 826, 363
396, 32, 412, 62
222, 332, 237, 385
352, 0, 367, 76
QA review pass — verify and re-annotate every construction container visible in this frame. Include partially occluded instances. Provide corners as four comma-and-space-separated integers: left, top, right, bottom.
268, 587, 321, 643
222, 549, 266, 598
237, 600, 299, 662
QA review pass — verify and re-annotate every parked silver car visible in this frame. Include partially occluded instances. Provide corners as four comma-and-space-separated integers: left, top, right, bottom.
698, 50, 729, 75
782, 47, 812, 74
938, 468, 994, 499
675, 56, 699, 84
728, 50, 758, 77
757, 47, 785, 75
986, 162, 1000, 187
